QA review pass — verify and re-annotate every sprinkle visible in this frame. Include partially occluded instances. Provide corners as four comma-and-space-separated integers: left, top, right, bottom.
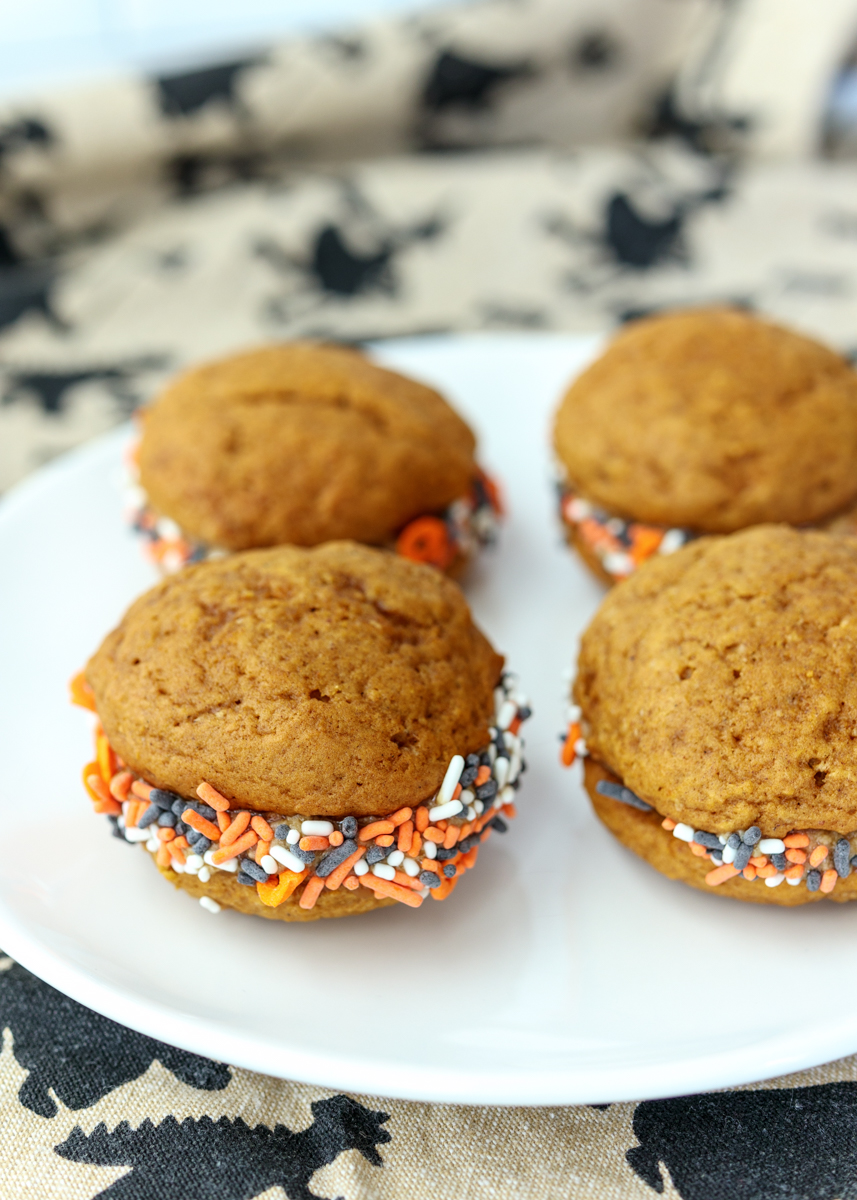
109, 771, 134, 803
743, 827, 762, 846
301, 820, 334, 837
397, 820, 414, 853
704, 864, 741, 887
733, 842, 753, 872
196, 782, 231, 812
259, 854, 278, 875
785, 864, 804, 880
809, 845, 829, 868
672, 823, 695, 843
130, 780, 153, 802
661, 817, 676, 831
785, 848, 807, 864
298, 876, 326, 910
428, 799, 464, 822
386, 849, 405, 867
329, 830, 344, 847
835, 839, 852, 878
372, 863, 396, 881
365, 843, 388, 864
359, 874, 423, 907
269, 845, 309, 874
251, 815, 275, 841
353, 859, 369, 876
721, 844, 736, 865
238, 857, 268, 882
783, 833, 810, 848
765, 873, 785, 888
182, 809, 221, 841
299, 836, 330, 852
314, 839, 359, 878
402, 857, 420, 876
692, 830, 723, 850
770, 852, 788, 871
343, 876, 360, 890
198, 867, 211, 883
199, 897, 221, 914
323, 847, 367, 891
340, 816, 358, 838
358, 820, 395, 842
211, 830, 258, 864
806, 869, 822, 892
820, 868, 838, 894
220, 811, 252, 846
389, 807, 414, 827
758, 838, 786, 855
137, 803, 161, 829
423, 840, 437, 859
443, 863, 457, 878
286, 829, 300, 845
726, 832, 742, 850
437, 756, 465, 805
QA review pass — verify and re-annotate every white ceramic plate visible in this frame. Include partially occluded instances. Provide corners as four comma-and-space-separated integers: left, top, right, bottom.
3, 333, 857, 1106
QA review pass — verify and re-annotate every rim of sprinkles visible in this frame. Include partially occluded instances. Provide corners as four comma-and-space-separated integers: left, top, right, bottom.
71, 669, 530, 916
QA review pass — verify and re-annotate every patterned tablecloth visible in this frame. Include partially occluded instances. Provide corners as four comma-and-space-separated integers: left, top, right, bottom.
4, 1, 857, 1196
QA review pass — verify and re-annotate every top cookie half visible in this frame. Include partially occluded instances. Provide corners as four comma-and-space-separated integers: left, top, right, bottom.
554, 308, 857, 533
138, 342, 477, 551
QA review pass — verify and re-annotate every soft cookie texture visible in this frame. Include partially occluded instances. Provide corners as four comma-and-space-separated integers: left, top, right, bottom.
555, 308, 857, 532
87, 542, 503, 817
575, 526, 857, 838
138, 341, 477, 550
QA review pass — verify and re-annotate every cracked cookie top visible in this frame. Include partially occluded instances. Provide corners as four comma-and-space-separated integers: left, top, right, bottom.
574, 526, 857, 836
86, 541, 503, 817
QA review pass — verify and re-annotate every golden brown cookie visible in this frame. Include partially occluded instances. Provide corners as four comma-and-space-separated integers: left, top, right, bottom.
133, 341, 501, 574
76, 542, 528, 921
554, 308, 857, 584
569, 525, 857, 905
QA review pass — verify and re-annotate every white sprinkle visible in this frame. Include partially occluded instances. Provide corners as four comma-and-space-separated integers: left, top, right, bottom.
474, 800, 484, 815
429, 799, 464, 822
659, 528, 686, 555
673, 823, 695, 843
185, 854, 204, 870
269, 845, 307, 874
437, 755, 465, 804
493, 757, 510, 789
504, 731, 521, 754
171, 860, 186, 874
419, 887, 430, 899
467, 805, 477, 820
185, 862, 200, 876
759, 838, 786, 855
603, 551, 634, 577
574, 739, 588, 758
494, 687, 506, 715
402, 857, 420, 876
386, 849, 405, 867
198, 867, 211, 883
460, 788, 475, 808
286, 829, 300, 845
567, 704, 582, 723
487, 743, 497, 765
146, 837, 160, 853
497, 700, 517, 731
488, 727, 498, 740
511, 692, 530, 711
156, 516, 183, 540
301, 820, 334, 836
786, 875, 802, 886
204, 850, 238, 873
568, 497, 592, 521
260, 854, 278, 875
123, 827, 151, 843
200, 896, 221, 914
161, 550, 184, 573
423, 840, 437, 859
721, 844, 736, 865
718, 834, 729, 845
765, 873, 785, 888
353, 858, 369, 876
372, 863, 396, 881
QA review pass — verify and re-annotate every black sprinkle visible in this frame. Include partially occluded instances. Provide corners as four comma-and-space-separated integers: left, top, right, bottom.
835, 839, 852, 878
340, 816, 358, 839
465, 753, 480, 769
175, 821, 187, 837
733, 842, 753, 872
443, 863, 457, 878
726, 832, 741, 850
693, 831, 722, 850
491, 816, 508, 833
743, 826, 762, 846
806, 868, 822, 892
157, 811, 176, 828
851, 855, 857, 870
291, 846, 315, 865
236, 872, 257, 887
171, 798, 186, 817
771, 852, 788, 871
315, 839, 358, 878
475, 779, 498, 801
595, 779, 652, 812
274, 824, 291, 841
479, 750, 492, 767
108, 815, 124, 840
181, 799, 216, 822
460, 765, 478, 788
187, 832, 211, 853
518, 706, 532, 721
458, 835, 478, 854
435, 847, 458, 861
137, 803, 161, 829
149, 788, 180, 810
366, 844, 387, 865
419, 871, 441, 889
239, 858, 268, 882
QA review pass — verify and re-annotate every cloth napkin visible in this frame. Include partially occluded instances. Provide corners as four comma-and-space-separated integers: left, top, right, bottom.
4, 2, 857, 1196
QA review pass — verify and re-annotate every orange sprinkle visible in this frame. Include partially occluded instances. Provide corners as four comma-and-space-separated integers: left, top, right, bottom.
561, 723, 580, 767
393, 869, 424, 891
211, 829, 258, 864
397, 820, 414, 853
395, 514, 455, 571
358, 820, 395, 842
95, 733, 117, 784
182, 809, 221, 841
784, 833, 810, 848
785, 864, 804, 880
415, 806, 429, 833
508, 716, 522, 736
300, 836, 330, 852
257, 869, 307, 907
125, 799, 145, 829
375, 834, 395, 847
156, 845, 171, 868
785, 848, 806, 865
298, 875, 326, 911
436, 819, 448, 831
324, 847, 367, 891
86, 771, 114, 805
359, 874, 423, 908
821, 868, 838, 894
217, 811, 231, 832
196, 781, 231, 812
409, 831, 422, 857
424, 828, 444, 844
742, 866, 757, 881
220, 811, 252, 846
250, 814, 274, 841
502, 802, 517, 819
474, 765, 491, 787
690, 842, 709, 858
167, 841, 186, 866
419, 859, 441, 876
389, 807, 413, 827
461, 846, 479, 870
343, 875, 360, 891
70, 670, 97, 711
749, 855, 769, 869
661, 817, 676, 831
809, 845, 829, 868
756, 864, 777, 879
705, 863, 741, 887
131, 779, 152, 801
157, 827, 176, 842
255, 839, 272, 865
329, 830, 344, 847
430, 875, 459, 902
443, 824, 459, 850
173, 836, 189, 851
109, 771, 133, 803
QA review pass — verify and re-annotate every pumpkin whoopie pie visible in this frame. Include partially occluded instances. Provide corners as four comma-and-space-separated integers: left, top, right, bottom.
564, 525, 857, 905
72, 542, 528, 921
129, 341, 501, 575
553, 308, 857, 584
